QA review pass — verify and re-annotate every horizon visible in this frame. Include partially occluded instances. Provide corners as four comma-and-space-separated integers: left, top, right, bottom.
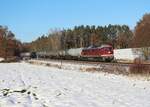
0, 0, 150, 42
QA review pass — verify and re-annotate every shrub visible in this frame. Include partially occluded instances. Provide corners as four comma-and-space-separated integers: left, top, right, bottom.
129, 58, 150, 75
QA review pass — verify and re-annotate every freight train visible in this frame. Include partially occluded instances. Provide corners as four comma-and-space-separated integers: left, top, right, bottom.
21, 44, 114, 62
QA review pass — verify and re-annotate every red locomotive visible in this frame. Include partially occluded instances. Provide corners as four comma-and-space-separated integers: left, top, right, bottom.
81, 45, 114, 61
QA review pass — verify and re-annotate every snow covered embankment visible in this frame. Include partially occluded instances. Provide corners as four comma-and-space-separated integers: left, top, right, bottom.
0, 63, 150, 107
27, 59, 129, 75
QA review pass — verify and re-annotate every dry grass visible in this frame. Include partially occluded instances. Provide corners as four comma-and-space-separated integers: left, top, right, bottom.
28, 61, 61, 69
129, 58, 150, 75
85, 67, 99, 72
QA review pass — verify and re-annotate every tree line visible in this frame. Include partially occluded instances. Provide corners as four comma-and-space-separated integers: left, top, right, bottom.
30, 24, 133, 52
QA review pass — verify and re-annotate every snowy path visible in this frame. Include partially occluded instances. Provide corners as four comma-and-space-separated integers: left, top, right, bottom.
0, 62, 150, 107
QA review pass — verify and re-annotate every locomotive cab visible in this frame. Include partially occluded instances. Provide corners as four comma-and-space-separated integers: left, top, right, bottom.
100, 45, 114, 61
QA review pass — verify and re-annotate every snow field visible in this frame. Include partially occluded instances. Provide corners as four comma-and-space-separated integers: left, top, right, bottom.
0, 62, 150, 107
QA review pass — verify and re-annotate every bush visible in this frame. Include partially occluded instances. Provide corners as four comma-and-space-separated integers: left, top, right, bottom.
129, 58, 150, 75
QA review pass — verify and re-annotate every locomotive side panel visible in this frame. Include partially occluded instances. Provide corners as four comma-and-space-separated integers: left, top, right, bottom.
81, 45, 114, 61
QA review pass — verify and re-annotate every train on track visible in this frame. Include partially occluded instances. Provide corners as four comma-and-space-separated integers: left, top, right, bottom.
21, 44, 114, 62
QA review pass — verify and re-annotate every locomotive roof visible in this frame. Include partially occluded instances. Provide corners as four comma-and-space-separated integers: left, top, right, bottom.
83, 44, 112, 50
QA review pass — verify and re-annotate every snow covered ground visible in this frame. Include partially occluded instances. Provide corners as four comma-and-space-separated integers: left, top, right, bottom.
0, 62, 150, 107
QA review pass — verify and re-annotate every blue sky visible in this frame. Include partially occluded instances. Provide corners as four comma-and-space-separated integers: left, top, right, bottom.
0, 0, 150, 42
